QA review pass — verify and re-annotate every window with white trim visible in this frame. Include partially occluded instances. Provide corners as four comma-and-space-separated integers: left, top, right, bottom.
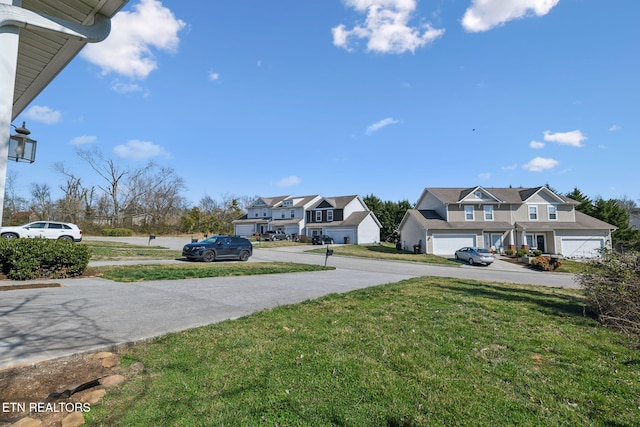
528, 206, 538, 220
327, 210, 334, 222
484, 205, 494, 221
315, 211, 322, 222
465, 206, 474, 221
290, 209, 295, 218
281, 211, 285, 219
548, 205, 557, 220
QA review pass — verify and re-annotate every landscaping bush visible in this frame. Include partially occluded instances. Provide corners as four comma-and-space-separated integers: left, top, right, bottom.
0, 239, 91, 280
577, 251, 640, 336
530, 256, 562, 271
532, 249, 543, 257
504, 248, 514, 256
101, 228, 134, 237
516, 248, 528, 258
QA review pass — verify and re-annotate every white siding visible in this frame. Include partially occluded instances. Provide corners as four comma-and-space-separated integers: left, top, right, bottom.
235, 224, 254, 236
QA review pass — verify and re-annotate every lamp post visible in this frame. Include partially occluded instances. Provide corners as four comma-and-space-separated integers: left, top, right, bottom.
9, 122, 37, 163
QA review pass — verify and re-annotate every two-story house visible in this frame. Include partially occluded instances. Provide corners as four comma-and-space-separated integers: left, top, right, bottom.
233, 195, 321, 240
399, 186, 617, 258
305, 195, 381, 244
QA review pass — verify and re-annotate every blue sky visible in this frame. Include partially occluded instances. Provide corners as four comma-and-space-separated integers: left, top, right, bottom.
12, 0, 640, 206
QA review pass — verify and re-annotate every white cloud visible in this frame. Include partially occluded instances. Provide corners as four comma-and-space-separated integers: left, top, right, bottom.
501, 164, 518, 171
113, 140, 171, 160
81, 0, 186, 79
523, 157, 559, 172
333, 0, 445, 54
529, 140, 545, 149
69, 135, 97, 146
478, 172, 491, 180
462, 0, 560, 33
275, 175, 301, 187
543, 130, 587, 147
111, 80, 145, 94
366, 117, 399, 135
609, 124, 621, 132
209, 72, 220, 81
23, 105, 62, 124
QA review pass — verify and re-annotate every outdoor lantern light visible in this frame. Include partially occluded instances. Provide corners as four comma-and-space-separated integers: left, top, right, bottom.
9, 121, 37, 163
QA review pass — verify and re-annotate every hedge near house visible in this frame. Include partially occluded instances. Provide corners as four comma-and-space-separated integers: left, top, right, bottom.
0, 239, 91, 280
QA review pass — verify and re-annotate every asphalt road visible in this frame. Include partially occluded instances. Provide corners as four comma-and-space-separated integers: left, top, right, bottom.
0, 237, 577, 370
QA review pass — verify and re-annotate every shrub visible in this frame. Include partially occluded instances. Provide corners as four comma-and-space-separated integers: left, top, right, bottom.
516, 248, 528, 258
298, 235, 310, 244
504, 248, 514, 256
532, 249, 543, 257
0, 239, 91, 280
101, 228, 134, 237
577, 251, 640, 336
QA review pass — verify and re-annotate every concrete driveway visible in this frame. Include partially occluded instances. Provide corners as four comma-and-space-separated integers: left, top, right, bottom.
0, 237, 577, 369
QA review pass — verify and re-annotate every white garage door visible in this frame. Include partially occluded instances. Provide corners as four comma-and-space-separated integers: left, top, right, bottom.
432, 234, 476, 255
235, 224, 254, 237
561, 238, 604, 258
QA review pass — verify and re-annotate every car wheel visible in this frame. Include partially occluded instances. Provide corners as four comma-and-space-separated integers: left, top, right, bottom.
239, 251, 250, 262
2, 233, 18, 239
202, 250, 216, 262
455, 253, 459, 260
468, 258, 474, 265
58, 236, 73, 242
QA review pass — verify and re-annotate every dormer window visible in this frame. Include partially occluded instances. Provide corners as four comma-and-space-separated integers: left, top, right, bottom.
283, 200, 293, 207
475, 191, 482, 199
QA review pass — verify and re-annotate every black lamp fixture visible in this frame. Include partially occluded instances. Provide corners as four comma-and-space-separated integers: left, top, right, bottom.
9, 122, 37, 163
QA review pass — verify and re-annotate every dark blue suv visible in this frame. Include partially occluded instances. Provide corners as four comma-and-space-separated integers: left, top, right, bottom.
182, 235, 253, 262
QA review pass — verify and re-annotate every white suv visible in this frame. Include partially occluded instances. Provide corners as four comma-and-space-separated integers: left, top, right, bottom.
0, 221, 83, 242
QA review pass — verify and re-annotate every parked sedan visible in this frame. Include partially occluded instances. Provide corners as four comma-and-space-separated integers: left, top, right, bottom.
311, 235, 334, 245
182, 235, 253, 262
0, 221, 83, 242
454, 247, 495, 266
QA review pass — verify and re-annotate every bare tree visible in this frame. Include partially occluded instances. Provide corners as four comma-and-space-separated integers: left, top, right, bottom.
30, 183, 52, 220
3, 170, 29, 223
53, 162, 93, 223
76, 147, 130, 226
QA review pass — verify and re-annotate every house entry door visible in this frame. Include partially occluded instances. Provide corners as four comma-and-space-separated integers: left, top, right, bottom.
536, 235, 545, 252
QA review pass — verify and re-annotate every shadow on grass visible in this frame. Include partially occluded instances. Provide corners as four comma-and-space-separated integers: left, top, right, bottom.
363, 245, 412, 255
433, 279, 588, 319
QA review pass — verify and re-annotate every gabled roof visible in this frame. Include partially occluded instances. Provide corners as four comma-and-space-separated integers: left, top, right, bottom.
274, 195, 320, 208
311, 195, 360, 209
10, 0, 129, 119
323, 211, 382, 228
423, 187, 576, 204
251, 196, 289, 208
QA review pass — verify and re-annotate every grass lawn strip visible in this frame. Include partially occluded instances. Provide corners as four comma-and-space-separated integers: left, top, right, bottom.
86, 262, 333, 282
307, 243, 460, 266
81, 241, 182, 261
87, 277, 640, 426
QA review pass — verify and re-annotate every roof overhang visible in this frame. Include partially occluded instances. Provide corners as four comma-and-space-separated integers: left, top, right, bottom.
6, 0, 128, 120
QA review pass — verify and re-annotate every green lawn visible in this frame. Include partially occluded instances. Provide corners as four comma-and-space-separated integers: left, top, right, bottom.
308, 242, 460, 266
86, 262, 333, 282
86, 277, 640, 427
81, 240, 182, 260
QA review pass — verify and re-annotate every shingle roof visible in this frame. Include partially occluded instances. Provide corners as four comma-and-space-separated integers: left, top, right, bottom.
425, 187, 576, 204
